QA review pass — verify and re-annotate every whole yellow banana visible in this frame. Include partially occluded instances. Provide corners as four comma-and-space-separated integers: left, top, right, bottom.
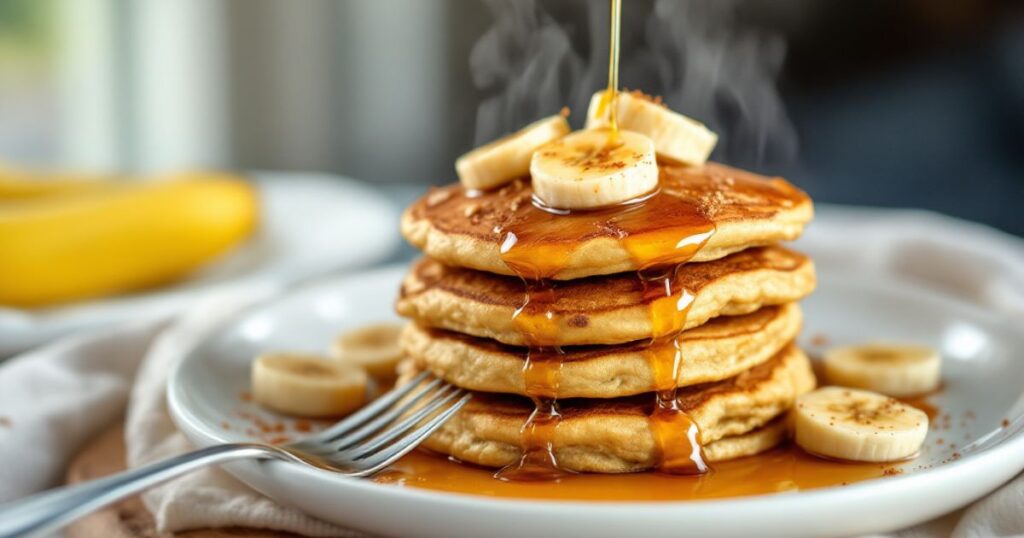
0, 173, 258, 307
0, 165, 111, 200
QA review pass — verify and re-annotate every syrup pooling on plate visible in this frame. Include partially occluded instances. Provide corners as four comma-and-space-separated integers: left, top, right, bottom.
377, 444, 893, 500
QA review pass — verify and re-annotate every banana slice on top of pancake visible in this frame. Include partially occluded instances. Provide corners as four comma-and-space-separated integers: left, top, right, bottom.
585, 89, 717, 166
456, 115, 570, 190
530, 128, 658, 209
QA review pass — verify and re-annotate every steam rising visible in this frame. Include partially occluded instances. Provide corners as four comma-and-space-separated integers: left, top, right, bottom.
470, 0, 797, 166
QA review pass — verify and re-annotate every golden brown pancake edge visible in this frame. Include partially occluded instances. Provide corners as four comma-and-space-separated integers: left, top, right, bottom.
401, 303, 803, 398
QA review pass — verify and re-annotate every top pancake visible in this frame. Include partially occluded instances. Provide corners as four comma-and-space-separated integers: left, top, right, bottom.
402, 162, 812, 280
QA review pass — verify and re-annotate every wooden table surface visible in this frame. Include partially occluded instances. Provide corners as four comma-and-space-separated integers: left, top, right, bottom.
64, 422, 299, 538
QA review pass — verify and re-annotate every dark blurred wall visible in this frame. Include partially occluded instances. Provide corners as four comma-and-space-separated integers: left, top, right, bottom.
435, 0, 1024, 235
779, 0, 1024, 235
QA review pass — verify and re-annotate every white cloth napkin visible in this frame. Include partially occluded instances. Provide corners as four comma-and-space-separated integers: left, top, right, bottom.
0, 207, 1022, 536
0, 286, 361, 536
123, 287, 361, 536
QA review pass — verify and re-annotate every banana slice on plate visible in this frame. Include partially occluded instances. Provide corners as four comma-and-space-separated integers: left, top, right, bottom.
794, 386, 929, 462
824, 343, 941, 397
456, 115, 571, 190
530, 128, 657, 210
252, 353, 368, 417
332, 323, 404, 381
585, 90, 717, 166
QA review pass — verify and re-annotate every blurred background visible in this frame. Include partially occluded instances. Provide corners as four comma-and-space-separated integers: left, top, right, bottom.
1, 0, 1022, 234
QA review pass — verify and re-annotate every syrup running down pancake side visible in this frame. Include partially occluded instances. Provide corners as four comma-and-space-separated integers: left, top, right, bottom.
396, 245, 815, 348
496, 169, 725, 477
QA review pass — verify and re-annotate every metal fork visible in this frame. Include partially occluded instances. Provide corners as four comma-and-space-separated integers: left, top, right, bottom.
0, 372, 468, 538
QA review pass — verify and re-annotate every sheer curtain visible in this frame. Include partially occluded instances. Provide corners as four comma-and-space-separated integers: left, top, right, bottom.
60, 0, 229, 173
58, 0, 476, 183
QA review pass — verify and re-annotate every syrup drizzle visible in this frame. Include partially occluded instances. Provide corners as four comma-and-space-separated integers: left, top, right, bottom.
495, 284, 568, 480
639, 268, 708, 474
493, 0, 719, 479
596, 0, 622, 137
495, 184, 717, 479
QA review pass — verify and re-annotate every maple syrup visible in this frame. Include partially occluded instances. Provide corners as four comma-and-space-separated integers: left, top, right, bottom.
495, 173, 717, 281
493, 397, 565, 481
376, 445, 894, 500
639, 269, 708, 474
497, 175, 719, 478
491, 0, 723, 478
375, 380, 942, 497
596, 0, 622, 136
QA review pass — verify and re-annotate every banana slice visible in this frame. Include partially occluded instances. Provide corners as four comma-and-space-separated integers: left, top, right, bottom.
331, 323, 404, 381
585, 90, 717, 166
794, 386, 928, 462
530, 128, 657, 210
456, 115, 571, 190
252, 352, 368, 417
824, 343, 940, 397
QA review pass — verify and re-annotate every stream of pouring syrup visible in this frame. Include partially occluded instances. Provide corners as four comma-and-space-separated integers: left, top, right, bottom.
598, 0, 622, 136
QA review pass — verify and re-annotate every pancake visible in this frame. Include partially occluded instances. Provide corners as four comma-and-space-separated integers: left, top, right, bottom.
397, 246, 814, 346
403, 343, 815, 473
401, 162, 812, 280
402, 303, 802, 398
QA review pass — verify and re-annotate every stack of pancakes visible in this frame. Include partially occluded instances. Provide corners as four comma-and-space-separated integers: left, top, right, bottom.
396, 162, 817, 474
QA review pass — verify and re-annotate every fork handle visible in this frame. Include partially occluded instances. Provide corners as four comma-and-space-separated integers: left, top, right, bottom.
0, 443, 273, 538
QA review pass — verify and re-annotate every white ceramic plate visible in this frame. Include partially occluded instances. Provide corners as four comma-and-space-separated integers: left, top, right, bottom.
169, 207, 1024, 538
0, 172, 399, 356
